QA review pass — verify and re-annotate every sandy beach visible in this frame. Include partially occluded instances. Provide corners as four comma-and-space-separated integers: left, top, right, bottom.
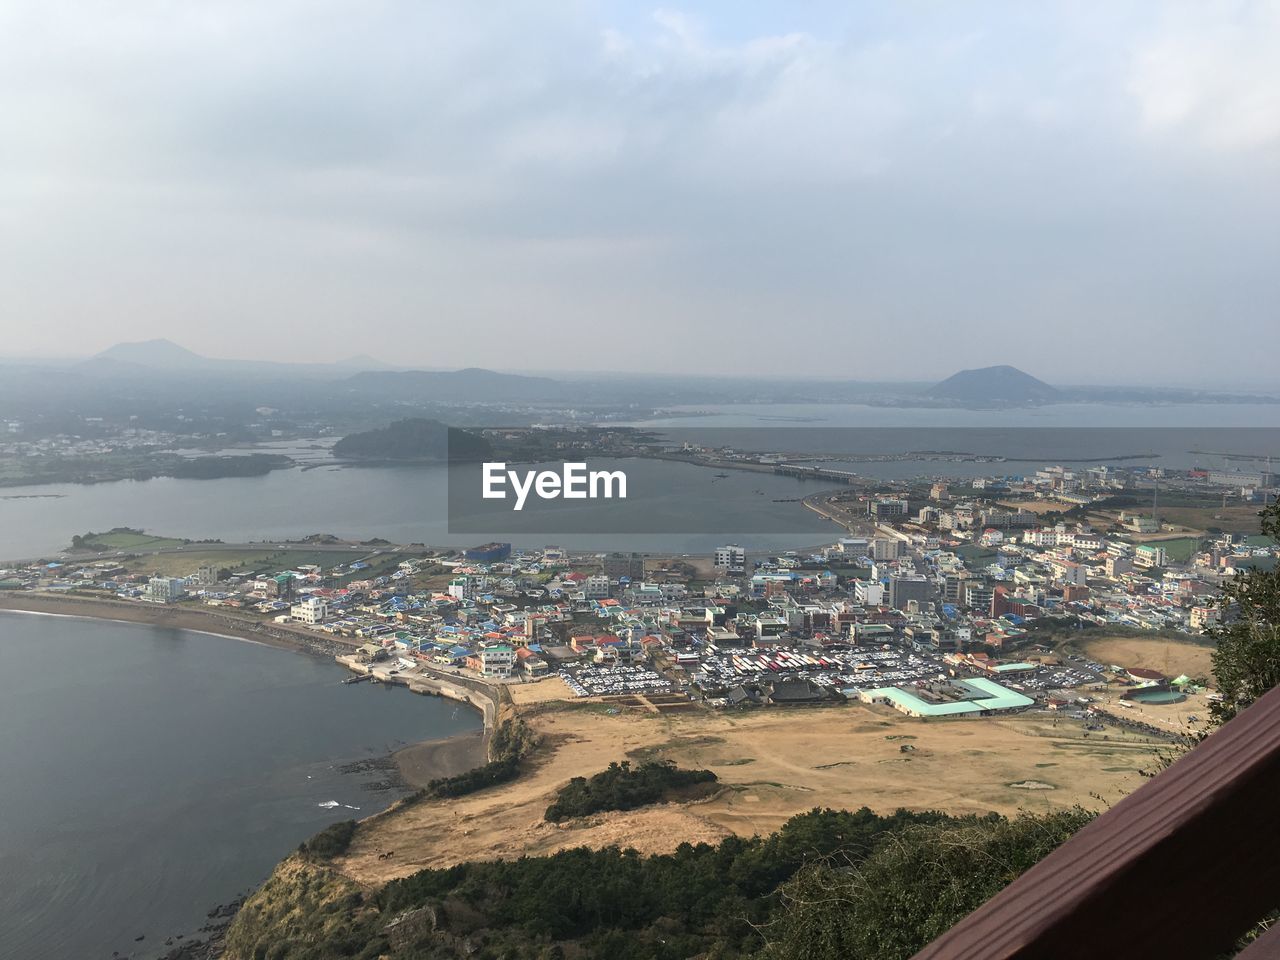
394, 730, 489, 787
0, 591, 347, 654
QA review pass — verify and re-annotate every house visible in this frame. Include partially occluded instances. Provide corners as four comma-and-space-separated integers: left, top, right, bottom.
478, 643, 516, 678
291, 596, 329, 624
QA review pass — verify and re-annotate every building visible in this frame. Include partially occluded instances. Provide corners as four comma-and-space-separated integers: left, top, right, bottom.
291, 596, 329, 624
464, 542, 512, 564
478, 643, 516, 678
871, 538, 901, 561
965, 582, 995, 612
585, 575, 611, 600
515, 646, 550, 676
601, 552, 645, 579
1106, 555, 1133, 578
870, 498, 909, 519
854, 579, 886, 606
713, 544, 746, 572
860, 677, 1033, 717
1207, 469, 1273, 489
1190, 605, 1221, 630
195, 564, 219, 585
889, 575, 932, 611
1134, 545, 1168, 570
145, 576, 186, 603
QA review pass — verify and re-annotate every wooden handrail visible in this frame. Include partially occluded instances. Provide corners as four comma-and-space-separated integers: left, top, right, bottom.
912, 683, 1280, 960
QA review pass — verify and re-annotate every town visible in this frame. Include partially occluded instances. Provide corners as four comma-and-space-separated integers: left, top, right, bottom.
4, 459, 1274, 736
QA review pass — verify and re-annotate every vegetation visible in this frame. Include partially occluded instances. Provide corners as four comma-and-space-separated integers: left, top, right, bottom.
69, 527, 188, 551
298, 820, 358, 862
762, 809, 1093, 959
333, 418, 492, 461
167, 453, 292, 479
225, 806, 1083, 960
1207, 500, 1280, 724
2, 452, 292, 488
544, 759, 718, 822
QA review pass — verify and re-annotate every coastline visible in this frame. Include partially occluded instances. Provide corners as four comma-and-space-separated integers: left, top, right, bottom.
0, 591, 495, 784
394, 729, 489, 788
0, 591, 351, 656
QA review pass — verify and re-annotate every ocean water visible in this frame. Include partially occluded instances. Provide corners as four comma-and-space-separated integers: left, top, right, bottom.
1, 403, 1278, 558
0, 612, 481, 960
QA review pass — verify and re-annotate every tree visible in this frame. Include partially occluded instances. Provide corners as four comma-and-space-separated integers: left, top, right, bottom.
762, 810, 1092, 960
1207, 501, 1280, 724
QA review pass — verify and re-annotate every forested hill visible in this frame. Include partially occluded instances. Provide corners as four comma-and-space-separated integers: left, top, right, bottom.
332, 419, 492, 461
224, 806, 1088, 960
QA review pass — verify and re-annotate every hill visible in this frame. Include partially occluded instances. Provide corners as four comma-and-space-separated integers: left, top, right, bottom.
82, 340, 391, 379
925, 365, 1059, 402
92, 338, 208, 369
332, 419, 492, 461
344, 368, 561, 402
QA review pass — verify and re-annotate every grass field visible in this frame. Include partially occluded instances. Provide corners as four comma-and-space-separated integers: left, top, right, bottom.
83, 531, 187, 551
337, 701, 1165, 886
1137, 536, 1202, 563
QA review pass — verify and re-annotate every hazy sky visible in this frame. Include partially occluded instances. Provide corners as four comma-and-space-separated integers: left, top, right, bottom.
2, 1, 1278, 383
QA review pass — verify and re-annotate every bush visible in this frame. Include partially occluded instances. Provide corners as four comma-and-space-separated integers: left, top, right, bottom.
298, 820, 358, 861
544, 760, 718, 822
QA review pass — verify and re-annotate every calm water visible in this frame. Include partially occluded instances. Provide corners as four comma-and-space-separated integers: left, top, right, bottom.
2, 403, 1278, 558
0, 612, 481, 960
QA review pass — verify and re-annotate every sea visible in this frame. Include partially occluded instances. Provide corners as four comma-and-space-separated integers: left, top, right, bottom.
1, 402, 1278, 558
0, 612, 481, 960
0, 401, 1278, 957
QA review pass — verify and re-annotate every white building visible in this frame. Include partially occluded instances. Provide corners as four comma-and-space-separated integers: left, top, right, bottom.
145, 576, 186, 603
713, 544, 746, 571
585, 575, 611, 600
478, 643, 516, 678
871, 538, 900, 561
854, 580, 886, 606
291, 596, 329, 624
1134, 545, 1168, 569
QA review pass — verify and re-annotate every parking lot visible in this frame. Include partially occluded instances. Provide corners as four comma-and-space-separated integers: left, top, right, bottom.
559, 663, 677, 697
684, 643, 1103, 699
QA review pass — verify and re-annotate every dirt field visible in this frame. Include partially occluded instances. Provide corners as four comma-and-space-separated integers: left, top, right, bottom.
506, 676, 577, 705
338, 701, 1164, 886
1081, 636, 1216, 680
1092, 688, 1212, 735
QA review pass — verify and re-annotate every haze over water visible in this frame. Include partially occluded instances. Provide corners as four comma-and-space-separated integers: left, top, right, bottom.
1, 404, 1277, 559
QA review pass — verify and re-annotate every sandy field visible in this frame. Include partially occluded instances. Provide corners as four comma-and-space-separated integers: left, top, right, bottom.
1081, 636, 1216, 680
506, 676, 578, 705
1091, 688, 1212, 735
395, 731, 489, 788
338, 700, 1165, 885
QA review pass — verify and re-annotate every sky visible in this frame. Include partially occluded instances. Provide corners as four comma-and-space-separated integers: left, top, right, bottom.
1, 1, 1278, 384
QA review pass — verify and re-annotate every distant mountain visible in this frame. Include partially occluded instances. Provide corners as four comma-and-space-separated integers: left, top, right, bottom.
344, 368, 562, 402
94, 338, 208, 368
925, 365, 1060, 403
332, 418, 492, 461
81, 340, 389, 380
333, 353, 397, 372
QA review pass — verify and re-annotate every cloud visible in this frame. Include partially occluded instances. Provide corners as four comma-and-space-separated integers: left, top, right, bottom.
0, 1, 1276, 382
1128, 0, 1280, 152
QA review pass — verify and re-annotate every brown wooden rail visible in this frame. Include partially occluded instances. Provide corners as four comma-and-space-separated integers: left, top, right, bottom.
912, 683, 1280, 960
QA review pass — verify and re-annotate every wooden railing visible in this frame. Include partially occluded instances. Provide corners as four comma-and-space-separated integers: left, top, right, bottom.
912, 684, 1280, 960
